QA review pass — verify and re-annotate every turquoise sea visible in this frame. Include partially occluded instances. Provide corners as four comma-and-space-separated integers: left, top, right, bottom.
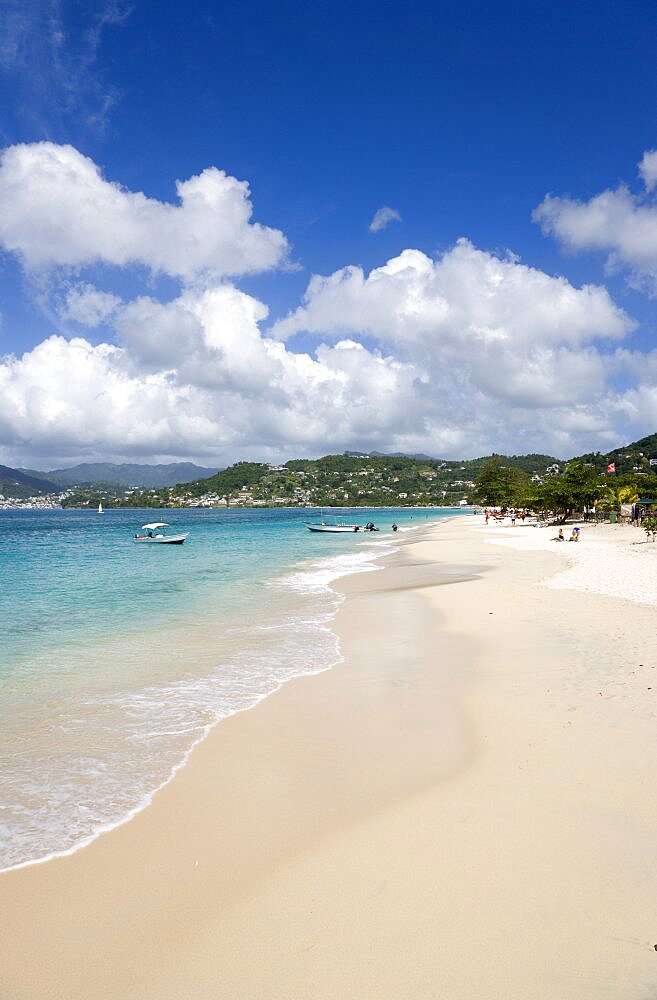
0, 505, 463, 871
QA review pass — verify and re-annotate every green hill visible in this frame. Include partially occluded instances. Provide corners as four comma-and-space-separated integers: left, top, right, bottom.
182, 462, 273, 497
174, 451, 562, 508
576, 433, 657, 476
0, 465, 60, 498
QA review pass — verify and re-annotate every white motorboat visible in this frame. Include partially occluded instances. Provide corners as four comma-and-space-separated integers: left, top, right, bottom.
134, 522, 189, 545
305, 515, 363, 533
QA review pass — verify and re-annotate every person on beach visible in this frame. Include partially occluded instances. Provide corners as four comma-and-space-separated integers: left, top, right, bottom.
511, 512, 516, 525
569, 527, 580, 541
391, 523, 398, 531
485, 510, 489, 524
553, 528, 565, 541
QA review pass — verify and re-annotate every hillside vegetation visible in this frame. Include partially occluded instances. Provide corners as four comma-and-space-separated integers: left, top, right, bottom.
63, 452, 562, 508
577, 432, 657, 475
9, 435, 657, 508
0, 465, 60, 499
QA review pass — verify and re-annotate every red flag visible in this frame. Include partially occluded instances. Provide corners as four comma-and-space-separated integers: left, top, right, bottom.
607, 462, 615, 473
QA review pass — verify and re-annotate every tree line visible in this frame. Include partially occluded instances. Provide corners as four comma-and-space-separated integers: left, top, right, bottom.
473, 457, 656, 524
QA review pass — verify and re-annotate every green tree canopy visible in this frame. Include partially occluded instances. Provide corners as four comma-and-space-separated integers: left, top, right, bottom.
474, 458, 533, 509
535, 462, 601, 523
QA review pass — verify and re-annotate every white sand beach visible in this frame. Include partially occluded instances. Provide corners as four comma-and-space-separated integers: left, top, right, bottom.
1, 514, 656, 999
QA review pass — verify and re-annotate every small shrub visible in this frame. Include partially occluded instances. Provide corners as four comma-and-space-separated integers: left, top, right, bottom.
642, 515, 657, 542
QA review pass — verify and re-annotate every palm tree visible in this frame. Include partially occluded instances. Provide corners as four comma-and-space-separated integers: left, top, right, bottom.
597, 484, 639, 512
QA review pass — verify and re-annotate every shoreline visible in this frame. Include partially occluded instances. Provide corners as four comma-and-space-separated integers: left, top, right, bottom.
2, 516, 656, 998
2, 514, 439, 875
2, 520, 449, 878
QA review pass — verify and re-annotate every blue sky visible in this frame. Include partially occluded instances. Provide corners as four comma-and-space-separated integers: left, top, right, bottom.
2, 0, 657, 467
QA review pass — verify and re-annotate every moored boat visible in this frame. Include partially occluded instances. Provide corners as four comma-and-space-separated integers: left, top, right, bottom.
305, 514, 364, 533
306, 521, 362, 533
133, 522, 189, 544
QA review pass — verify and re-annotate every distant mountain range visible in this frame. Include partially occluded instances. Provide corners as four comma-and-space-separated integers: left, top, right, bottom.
344, 450, 437, 461
13, 462, 220, 493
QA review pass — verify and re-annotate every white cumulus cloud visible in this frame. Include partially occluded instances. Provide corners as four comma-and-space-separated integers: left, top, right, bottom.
271, 239, 632, 349
61, 283, 122, 326
265, 240, 642, 457
0, 283, 427, 466
0, 240, 642, 468
0, 142, 289, 281
638, 150, 657, 192
0, 335, 218, 460
534, 149, 657, 292
369, 205, 402, 232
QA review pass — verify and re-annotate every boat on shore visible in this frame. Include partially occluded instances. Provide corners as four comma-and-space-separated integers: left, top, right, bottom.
133, 522, 189, 545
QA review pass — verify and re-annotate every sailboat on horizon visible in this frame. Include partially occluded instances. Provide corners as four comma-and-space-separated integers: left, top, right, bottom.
98, 502, 103, 513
